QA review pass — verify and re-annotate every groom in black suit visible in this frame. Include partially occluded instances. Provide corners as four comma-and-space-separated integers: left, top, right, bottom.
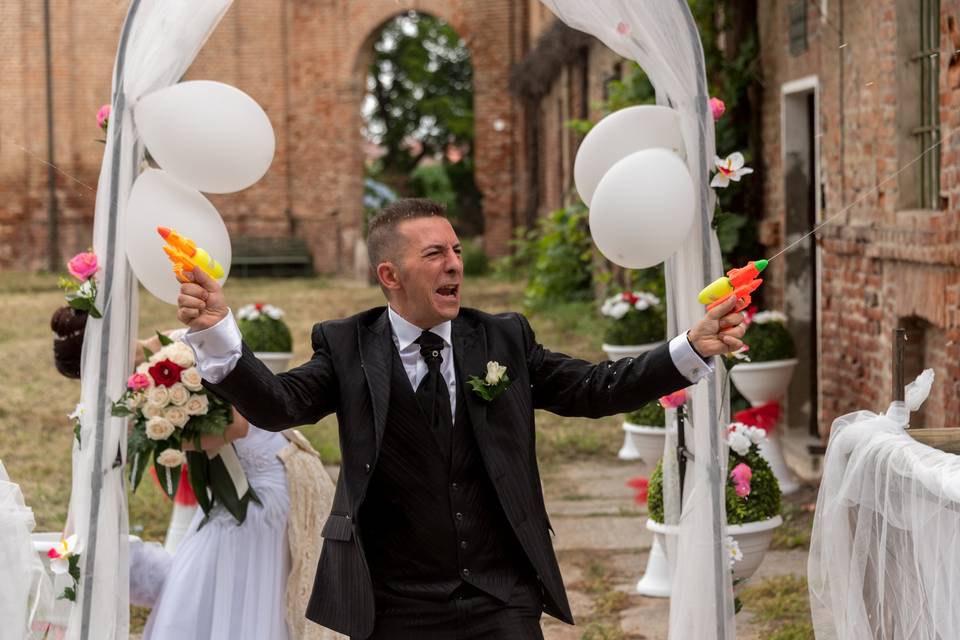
176, 199, 746, 639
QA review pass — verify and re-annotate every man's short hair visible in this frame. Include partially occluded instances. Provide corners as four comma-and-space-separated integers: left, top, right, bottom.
367, 198, 447, 268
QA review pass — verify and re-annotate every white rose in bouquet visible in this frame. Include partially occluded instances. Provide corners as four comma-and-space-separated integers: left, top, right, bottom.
164, 406, 189, 428
727, 431, 751, 456
179, 367, 203, 392
168, 383, 190, 406
184, 393, 209, 416
166, 342, 196, 368
136, 362, 151, 376
126, 392, 145, 411
156, 448, 187, 468
145, 416, 175, 441
142, 402, 166, 419
147, 385, 170, 407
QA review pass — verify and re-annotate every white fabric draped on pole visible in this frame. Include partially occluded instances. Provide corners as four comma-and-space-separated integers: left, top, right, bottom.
808, 371, 960, 640
537, 2, 733, 638
68, 2, 232, 638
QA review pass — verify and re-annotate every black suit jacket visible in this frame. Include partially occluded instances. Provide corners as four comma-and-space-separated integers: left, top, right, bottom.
206, 306, 690, 638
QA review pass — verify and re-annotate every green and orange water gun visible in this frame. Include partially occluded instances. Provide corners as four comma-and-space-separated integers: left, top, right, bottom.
697, 259, 768, 312
157, 226, 225, 283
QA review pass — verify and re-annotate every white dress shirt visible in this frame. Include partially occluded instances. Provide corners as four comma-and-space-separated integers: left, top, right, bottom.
183, 308, 712, 409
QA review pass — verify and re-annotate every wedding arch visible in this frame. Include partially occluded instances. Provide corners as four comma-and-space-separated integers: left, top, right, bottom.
539, 1, 735, 637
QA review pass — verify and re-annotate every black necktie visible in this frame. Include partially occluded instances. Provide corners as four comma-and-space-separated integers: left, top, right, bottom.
414, 331, 453, 456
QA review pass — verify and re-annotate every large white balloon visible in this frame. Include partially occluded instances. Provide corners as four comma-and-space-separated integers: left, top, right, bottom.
588, 148, 695, 269
574, 105, 685, 206
126, 169, 232, 305
134, 80, 275, 194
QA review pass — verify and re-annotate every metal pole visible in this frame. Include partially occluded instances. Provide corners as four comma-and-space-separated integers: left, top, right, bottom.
42, 0, 60, 272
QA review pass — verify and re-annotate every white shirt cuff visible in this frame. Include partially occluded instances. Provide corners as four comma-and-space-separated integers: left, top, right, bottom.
669, 333, 714, 383
182, 309, 243, 384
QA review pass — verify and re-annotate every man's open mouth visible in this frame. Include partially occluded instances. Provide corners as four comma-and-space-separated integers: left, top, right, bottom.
436, 284, 459, 297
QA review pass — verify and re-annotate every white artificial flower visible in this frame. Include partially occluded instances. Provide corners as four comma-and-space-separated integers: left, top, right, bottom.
68, 403, 84, 421
167, 383, 190, 406
156, 448, 187, 468
710, 152, 754, 188
184, 393, 209, 416
145, 416, 175, 441
237, 304, 259, 321
163, 406, 189, 429
727, 431, 751, 456
601, 295, 632, 320
165, 342, 196, 368
728, 346, 751, 362
745, 426, 767, 446
632, 292, 661, 311
484, 361, 508, 385
147, 385, 170, 407
262, 304, 284, 320
126, 393, 145, 411
136, 362, 151, 376
141, 402, 165, 420
48, 534, 81, 575
180, 367, 203, 392
751, 310, 788, 325
726, 536, 743, 567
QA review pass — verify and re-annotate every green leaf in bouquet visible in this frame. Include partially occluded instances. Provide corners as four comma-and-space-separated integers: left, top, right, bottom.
111, 397, 134, 417
126, 424, 153, 493
186, 450, 213, 516
156, 330, 174, 346
201, 447, 260, 527
142, 345, 155, 361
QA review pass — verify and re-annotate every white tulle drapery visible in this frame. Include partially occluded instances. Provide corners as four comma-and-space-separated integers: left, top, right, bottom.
538, 2, 732, 638
808, 371, 960, 640
68, 2, 231, 638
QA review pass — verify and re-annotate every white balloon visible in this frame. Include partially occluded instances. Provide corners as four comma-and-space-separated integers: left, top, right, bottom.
588, 148, 695, 269
574, 105, 686, 206
125, 169, 232, 305
134, 80, 275, 193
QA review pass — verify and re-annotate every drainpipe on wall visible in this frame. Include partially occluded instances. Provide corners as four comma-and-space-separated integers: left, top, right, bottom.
43, 0, 60, 271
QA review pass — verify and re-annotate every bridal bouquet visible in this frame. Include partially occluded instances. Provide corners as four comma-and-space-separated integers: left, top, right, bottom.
113, 333, 257, 524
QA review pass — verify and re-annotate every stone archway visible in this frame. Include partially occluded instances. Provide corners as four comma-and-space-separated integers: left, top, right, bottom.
285, 0, 524, 275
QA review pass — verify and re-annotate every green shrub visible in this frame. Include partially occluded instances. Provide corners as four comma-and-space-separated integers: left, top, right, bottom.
602, 305, 666, 345
237, 304, 293, 353
625, 401, 665, 427
648, 440, 781, 525
460, 237, 489, 276
743, 316, 796, 362
522, 203, 593, 310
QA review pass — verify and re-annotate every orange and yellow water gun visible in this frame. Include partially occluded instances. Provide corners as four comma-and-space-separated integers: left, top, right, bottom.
157, 226, 225, 283
697, 259, 767, 312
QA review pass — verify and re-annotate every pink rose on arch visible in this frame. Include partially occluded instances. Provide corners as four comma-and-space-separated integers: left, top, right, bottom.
127, 372, 151, 391
97, 104, 111, 131
67, 252, 99, 281
709, 97, 726, 121
730, 463, 753, 498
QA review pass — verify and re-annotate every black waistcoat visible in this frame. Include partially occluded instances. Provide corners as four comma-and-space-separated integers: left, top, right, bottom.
358, 346, 532, 602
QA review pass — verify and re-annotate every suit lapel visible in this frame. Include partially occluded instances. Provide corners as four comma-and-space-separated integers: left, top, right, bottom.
453, 316, 489, 448
358, 310, 392, 452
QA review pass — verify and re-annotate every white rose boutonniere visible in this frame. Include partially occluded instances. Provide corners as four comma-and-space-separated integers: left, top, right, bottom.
468, 361, 512, 402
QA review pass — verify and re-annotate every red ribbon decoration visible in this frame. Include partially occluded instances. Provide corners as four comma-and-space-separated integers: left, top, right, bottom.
733, 401, 781, 434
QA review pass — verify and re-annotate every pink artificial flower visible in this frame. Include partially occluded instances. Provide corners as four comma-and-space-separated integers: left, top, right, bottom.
626, 477, 649, 504
616, 22, 630, 36
659, 389, 688, 410
730, 463, 753, 498
67, 252, 99, 281
97, 104, 111, 131
709, 97, 726, 121
127, 372, 151, 391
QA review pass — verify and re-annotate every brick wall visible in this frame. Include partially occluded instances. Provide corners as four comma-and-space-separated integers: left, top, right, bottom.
758, 0, 960, 431
0, 0, 529, 273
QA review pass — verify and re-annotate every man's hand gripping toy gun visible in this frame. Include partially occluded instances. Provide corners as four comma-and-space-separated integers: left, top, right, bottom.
697, 259, 768, 312
157, 226, 225, 283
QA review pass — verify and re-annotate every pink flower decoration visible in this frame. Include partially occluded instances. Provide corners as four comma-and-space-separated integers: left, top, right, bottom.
97, 104, 111, 131
127, 372, 151, 391
67, 252, 98, 281
659, 389, 688, 410
709, 97, 726, 121
730, 463, 753, 497
616, 22, 630, 36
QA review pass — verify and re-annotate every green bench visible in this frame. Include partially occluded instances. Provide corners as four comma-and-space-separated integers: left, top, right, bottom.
230, 236, 314, 278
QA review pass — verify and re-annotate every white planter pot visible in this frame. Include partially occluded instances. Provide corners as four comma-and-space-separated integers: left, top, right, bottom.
729, 358, 801, 494
639, 515, 783, 596
602, 342, 665, 361
255, 351, 293, 375
618, 422, 666, 467
729, 358, 798, 407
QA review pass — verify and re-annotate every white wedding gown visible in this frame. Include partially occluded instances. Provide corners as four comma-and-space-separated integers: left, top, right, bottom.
138, 426, 292, 640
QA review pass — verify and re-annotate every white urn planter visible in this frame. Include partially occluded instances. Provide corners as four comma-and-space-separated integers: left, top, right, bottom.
729, 359, 800, 494
603, 342, 665, 462
255, 351, 293, 375
619, 422, 666, 466
637, 515, 783, 597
